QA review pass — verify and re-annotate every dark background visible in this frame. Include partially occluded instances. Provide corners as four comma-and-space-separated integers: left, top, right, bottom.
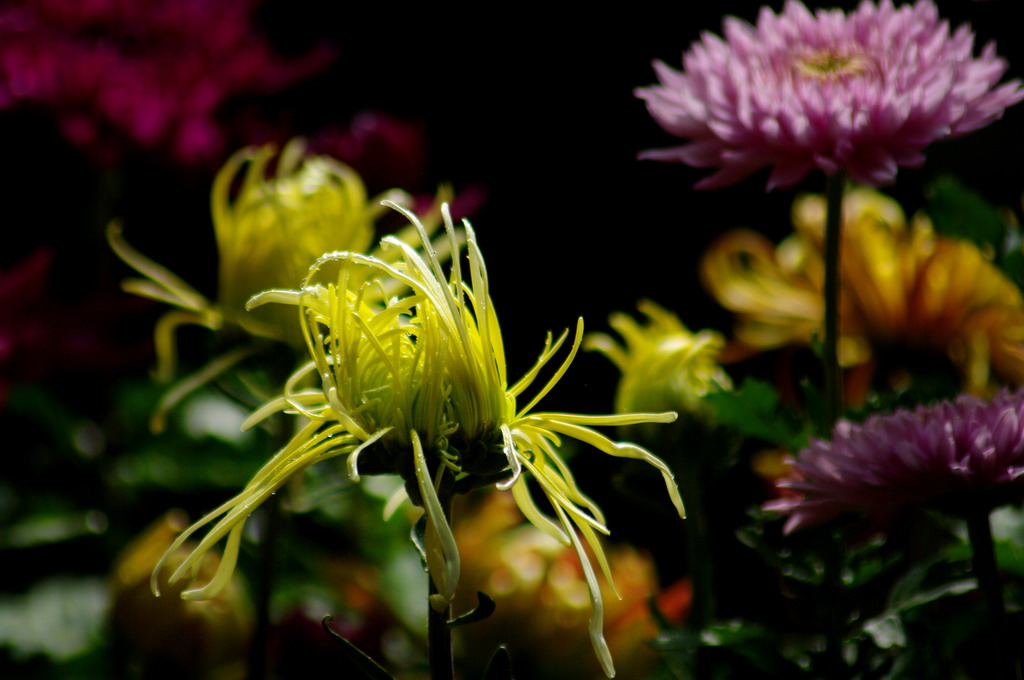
4, 0, 1022, 392
306, 0, 1024, 409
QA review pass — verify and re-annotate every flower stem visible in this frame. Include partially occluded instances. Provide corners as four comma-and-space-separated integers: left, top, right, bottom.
822, 531, 847, 680
248, 494, 282, 680
248, 416, 291, 680
823, 171, 846, 431
428, 471, 456, 680
680, 461, 713, 631
679, 460, 714, 678
966, 509, 1020, 680
821, 172, 848, 679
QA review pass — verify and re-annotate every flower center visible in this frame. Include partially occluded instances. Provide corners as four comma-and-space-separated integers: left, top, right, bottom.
795, 50, 870, 80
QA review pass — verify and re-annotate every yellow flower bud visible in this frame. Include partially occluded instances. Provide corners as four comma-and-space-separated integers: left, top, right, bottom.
586, 300, 731, 418
212, 140, 407, 345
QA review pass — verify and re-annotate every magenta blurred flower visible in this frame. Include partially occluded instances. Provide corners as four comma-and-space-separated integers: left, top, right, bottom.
309, 112, 487, 220
309, 112, 429, 193
636, 0, 1023, 190
1, 249, 151, 406
768, 390, 1024, 533
0, 0, 335, 168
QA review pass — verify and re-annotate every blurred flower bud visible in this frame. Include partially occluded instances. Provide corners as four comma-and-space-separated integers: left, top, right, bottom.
109, 510, 253, 678
586, 299, 732, 455
452, 492, 665, 680
212, 140, 409, 345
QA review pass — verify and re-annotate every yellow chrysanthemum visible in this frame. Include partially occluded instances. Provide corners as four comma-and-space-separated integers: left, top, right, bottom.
211, 140, 408, 344
585, 300, 731, 418
109, 140, 447, 429
701, 187, 1024, 396
154, 203, 685, 678
110, 140, 412, 367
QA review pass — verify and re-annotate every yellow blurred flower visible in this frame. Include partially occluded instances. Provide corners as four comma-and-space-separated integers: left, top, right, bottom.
585, 299, 731, 418
111, 140, 409, 368
155, 203, 685, 678
109, 511, 252, 679
701, 187, 1024, 396
109, 140, 447, 429
211, 141, 408, 344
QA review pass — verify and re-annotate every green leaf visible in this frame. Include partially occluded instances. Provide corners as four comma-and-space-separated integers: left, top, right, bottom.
0, 576, 107, 662
447, 591, 496, 628
1001, 246, 1024, 288
926, 176, 1006, 255
650, 620, 794, 674
944, 506, 1024, 578
886, 560, 976, 613
862, 612, 906, 649
112, 441, 258, 492
896, 578, 976, 612
483, 645, 514, 680
988, 506, 1024, 577
798, 378, 828, 439
0, 509, 107, 549
840, 534, 900, 589
859, 559, 977, 660
705, 377, 808, 450
5, 384, 79, 438
321, 615, 394, 680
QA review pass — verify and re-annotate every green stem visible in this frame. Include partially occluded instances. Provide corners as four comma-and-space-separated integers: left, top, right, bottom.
679, 461, 714, 678
966, 509, 1020, 680
428, 471, 456, 680
680, 462, 713, 632
821, 172, 848, 679
248, 415, 291, 680
823, 171, 846, 432
822, 531, 846, 680
248, 494, 282, 680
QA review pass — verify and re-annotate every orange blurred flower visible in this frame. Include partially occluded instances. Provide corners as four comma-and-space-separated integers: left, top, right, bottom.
451, 492, 673, 680
701, 187, 1024, 397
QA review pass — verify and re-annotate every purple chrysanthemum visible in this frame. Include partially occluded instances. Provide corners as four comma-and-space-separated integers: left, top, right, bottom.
636, 0, 1023, 190
768, 390, 1024, 533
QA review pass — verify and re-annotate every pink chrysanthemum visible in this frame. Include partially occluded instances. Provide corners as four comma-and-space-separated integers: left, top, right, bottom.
636, 0, 1023, 190
768, 390, 1024, 533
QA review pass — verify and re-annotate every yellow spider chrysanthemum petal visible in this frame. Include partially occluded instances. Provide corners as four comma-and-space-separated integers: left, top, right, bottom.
160, 202, 684, 677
